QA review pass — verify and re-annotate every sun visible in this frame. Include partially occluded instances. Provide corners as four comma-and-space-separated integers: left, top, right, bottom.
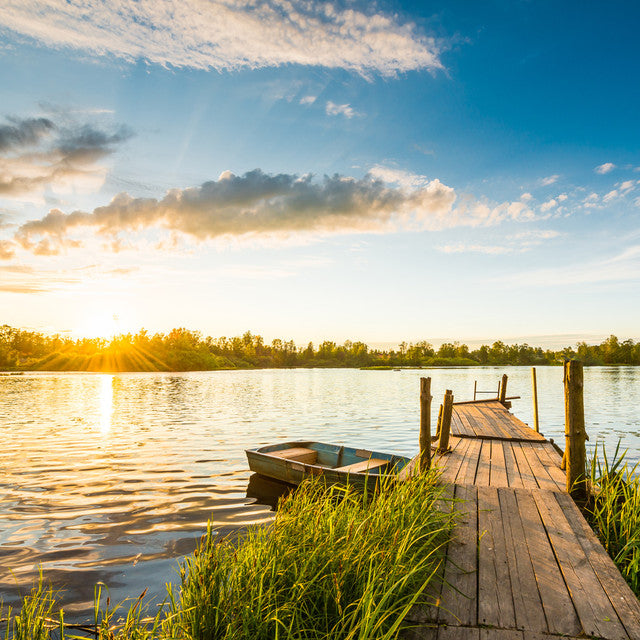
75, 310, 127, 339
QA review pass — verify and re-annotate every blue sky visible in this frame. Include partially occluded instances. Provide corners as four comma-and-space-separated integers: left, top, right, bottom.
1, 0, 639, 346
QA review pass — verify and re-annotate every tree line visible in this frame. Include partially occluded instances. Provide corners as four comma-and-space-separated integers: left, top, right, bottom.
1, 325, 639, 372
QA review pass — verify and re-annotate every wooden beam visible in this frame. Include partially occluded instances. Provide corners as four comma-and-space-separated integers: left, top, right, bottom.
419, 377, 433, 472
437, 390, 454, 453
532, 367, 540, 433
499, 373, 508, 405
564, 360, 587, 502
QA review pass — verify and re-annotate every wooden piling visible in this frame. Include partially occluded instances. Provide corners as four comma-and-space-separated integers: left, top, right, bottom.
419, 377, 432, 472
473, 380, 477, 401
531, 367, 540, 433
498, 374, 508, 405
437, 390, 454, 453
564, 360, 587, 502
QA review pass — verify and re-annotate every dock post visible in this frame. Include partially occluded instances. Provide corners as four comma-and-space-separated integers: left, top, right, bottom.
419, 377, 433, 472
564, 360, 587, 502
437, 390, 454, 453
435, 404, 443, 438
499, 374, 508, 405
531, 367, 540, 433
473, 380, 477, 401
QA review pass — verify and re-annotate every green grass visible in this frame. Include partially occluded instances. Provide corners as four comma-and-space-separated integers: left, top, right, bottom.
2, 470, 453, 640
586, 443, 640, 596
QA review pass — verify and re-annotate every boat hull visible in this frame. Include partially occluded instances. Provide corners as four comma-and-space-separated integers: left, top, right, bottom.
245, 440, 410, 489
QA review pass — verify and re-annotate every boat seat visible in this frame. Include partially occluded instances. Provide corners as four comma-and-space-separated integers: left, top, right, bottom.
270, 447, 318, 464
335, 458, 388, 473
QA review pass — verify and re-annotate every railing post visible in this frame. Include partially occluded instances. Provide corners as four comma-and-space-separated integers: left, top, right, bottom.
499, 374, 508, 405
531, 367, 540, 433
473, 380, 477, 401
437, 390, 454, 453
419, 377, 433, 472
564, 360, 587, 502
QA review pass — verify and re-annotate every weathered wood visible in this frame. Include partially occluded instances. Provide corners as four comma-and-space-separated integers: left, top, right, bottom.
437, 390, 454, 452
564, 360, 587, 501
438, 484, 478, 626
478, 485, 516, 629
499, 374, 508, 405
271, 447, 318, 464
532, 490, 627, 639
420, 377, 433, 472
531, 367, 540, 433
435, 404, 443, 438
335, 458, 388, 473
498, 488, 547, 632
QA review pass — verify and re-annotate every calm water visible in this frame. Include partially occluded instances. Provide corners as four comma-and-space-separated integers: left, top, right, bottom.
1, 367, 639, 615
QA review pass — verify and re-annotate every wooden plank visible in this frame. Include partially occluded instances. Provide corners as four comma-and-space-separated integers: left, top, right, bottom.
335, 458, 388, 473
451, 411, 473, 437
515, 489, 581, 636
270, 447, 318, 463
511, 443, 538, 489
489, 440, 508, 487
475, 439, 492, 486
399, 625, 439, 640
439, 626, 480, 640
477, 485, 516, 629
438, 484, 478, 627
502, 442, 524, 489
556, 491, 640, 640
457, 438, 481, 486
519, 443, 559, 492
498, 488, 547, 633
467, 406, 502, 439
436, 437, 468, 484
480, 630, 523, 640
532, 490, 628, 639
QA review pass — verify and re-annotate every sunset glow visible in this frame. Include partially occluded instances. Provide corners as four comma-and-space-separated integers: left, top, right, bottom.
1, 2, 639, 344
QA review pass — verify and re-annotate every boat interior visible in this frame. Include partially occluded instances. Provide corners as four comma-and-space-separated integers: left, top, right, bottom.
259, 441, 405, 474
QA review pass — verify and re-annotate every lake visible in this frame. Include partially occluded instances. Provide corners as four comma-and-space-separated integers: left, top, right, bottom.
1, 366, 639, 616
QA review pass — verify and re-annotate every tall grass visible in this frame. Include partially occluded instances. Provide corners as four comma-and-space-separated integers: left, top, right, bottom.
587, 443, 640, 596
2, 470, 453, 640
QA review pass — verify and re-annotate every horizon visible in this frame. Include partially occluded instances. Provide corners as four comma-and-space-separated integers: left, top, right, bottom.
1, 2, 639, 339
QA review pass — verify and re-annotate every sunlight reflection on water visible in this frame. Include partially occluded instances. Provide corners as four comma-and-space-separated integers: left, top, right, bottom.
0, 367, 638, 617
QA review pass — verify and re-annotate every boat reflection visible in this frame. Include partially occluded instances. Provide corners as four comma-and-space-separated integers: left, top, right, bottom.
245, 473, 294, 509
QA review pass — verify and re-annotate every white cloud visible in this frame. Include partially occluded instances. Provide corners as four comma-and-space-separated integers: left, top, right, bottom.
0, 0, 444, 77
620, 180, 636, 193
603, 189, 619, 203
583, 192, 599, 207
540, 175, 560, 186
438, 243, 513, 255
540, 198, 557, 212
509, 229, 561, 241
595, 162, 616, 174
368, 165, 429, 188
326, 102, 360, 118
520, 192, 533, 201
299, 95, 317, 105
557, 193, 568, 202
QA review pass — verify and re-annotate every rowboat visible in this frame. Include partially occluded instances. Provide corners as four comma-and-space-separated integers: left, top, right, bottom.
245, 441, 411, 489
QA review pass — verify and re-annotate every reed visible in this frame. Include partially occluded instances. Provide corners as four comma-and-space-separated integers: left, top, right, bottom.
2, 470, 453, 639
586, 443, 640, 596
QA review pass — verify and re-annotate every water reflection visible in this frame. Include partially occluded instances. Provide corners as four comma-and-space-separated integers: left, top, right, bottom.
99, 375, 113, 435
0, 367, 639, 618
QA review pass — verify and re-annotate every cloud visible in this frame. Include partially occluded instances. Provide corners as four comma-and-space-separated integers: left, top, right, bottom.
0, 0, 444, 77
326, 102, 360, 118
368, 165, 429, 188
520, 192, 533, 201
12, 168, 536, 256
603, 189, 619, 203
620, 180, 636, 193
540, 175, 560, 186
540, 198, 557, 212
0, 113, 133, 198
0, 239, 15, 259
595, 162, 616, 174
299, 96, 317, 106
438, 243, 514, 255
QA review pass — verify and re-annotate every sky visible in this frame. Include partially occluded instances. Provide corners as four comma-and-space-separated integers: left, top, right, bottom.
1, 0, 639, 347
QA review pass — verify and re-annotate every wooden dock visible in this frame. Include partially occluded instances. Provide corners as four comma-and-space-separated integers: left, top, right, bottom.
404, 399, 640, 640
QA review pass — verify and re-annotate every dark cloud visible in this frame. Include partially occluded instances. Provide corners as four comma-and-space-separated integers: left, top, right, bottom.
14, 169, 459, 254
0, 112, 133, 197
0, 117, 55, 152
